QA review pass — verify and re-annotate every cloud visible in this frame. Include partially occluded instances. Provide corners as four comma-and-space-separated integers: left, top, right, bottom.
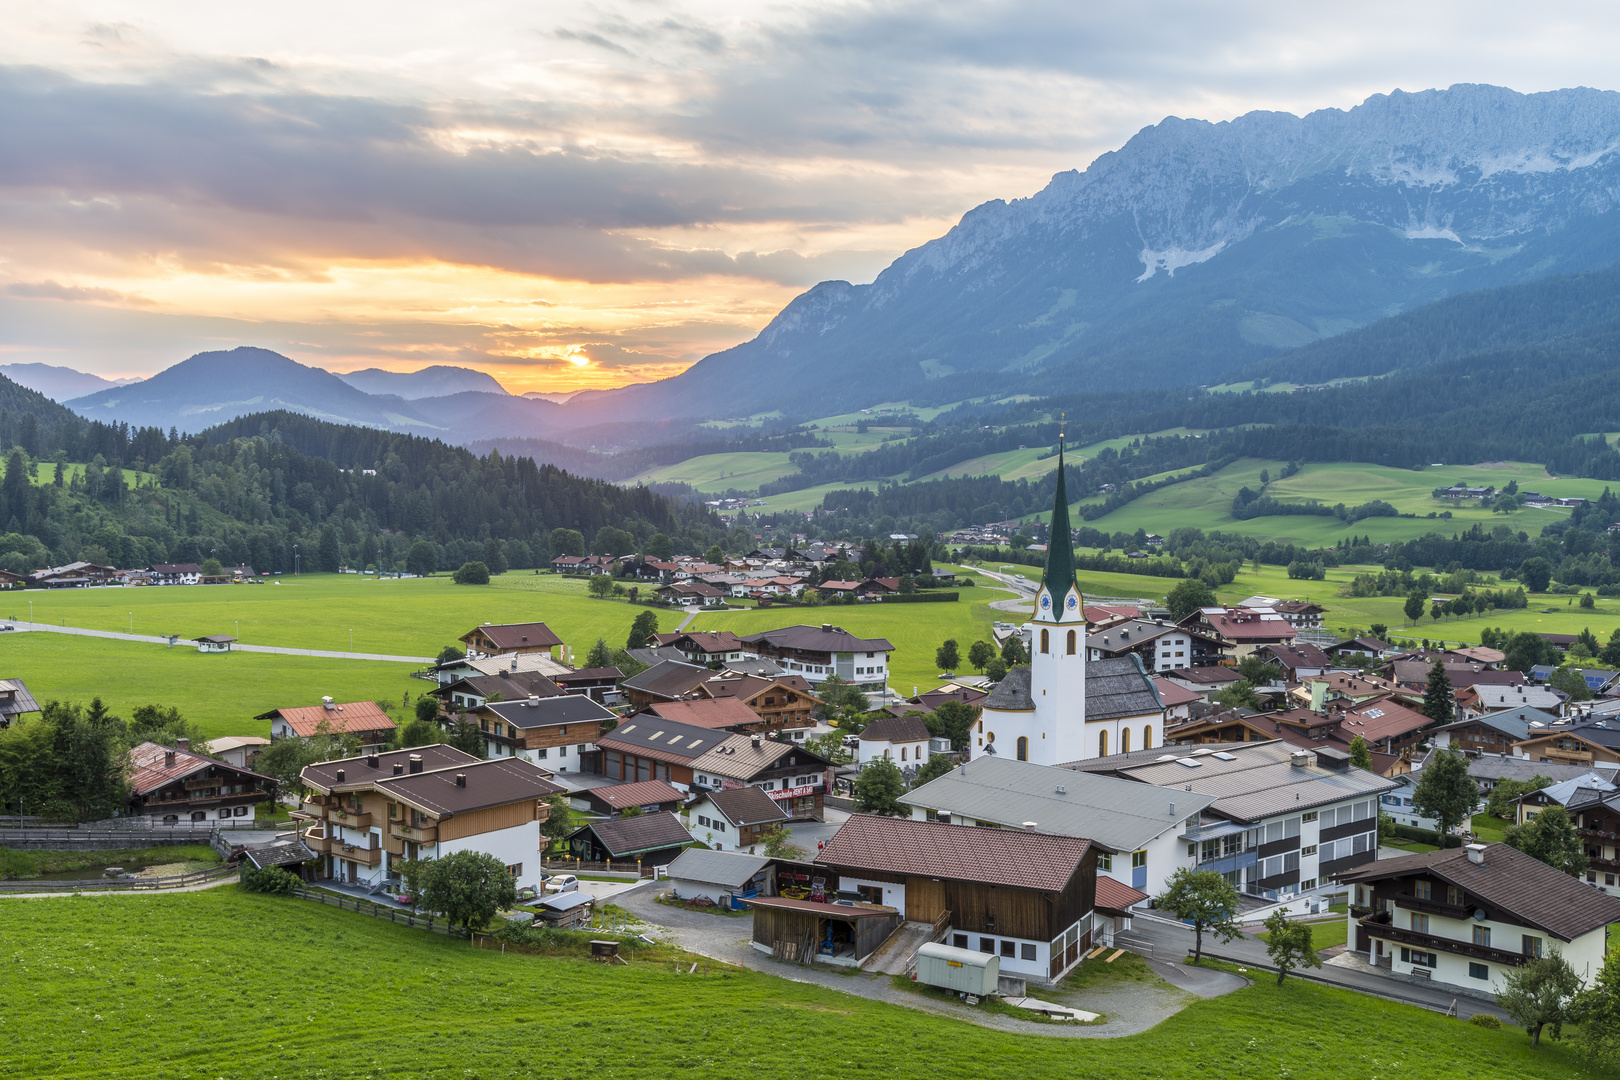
4, 280, 147, 303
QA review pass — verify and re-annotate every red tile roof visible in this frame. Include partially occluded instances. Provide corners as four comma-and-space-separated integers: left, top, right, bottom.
592, 779, 687, 809
1094, 876, 1150, 913
816, 814, 1091, 893
1196, 610, 1297, 641
649, 697, 764, 729
127, 740, 270, 795
258, 700, 397, 737
1151, 678, 1201, 707
461, 622, 563, 650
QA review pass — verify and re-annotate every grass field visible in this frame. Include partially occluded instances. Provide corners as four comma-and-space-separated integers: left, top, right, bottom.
3, 888, 1602, 1080
3, 633, 423, 739
626, 451, 799, 493
1255, 918, 1350, 952
28, 462, 153, 487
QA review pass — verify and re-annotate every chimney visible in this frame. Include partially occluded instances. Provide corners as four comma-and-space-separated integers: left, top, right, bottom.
937, 811, 952, 824
175, 737, 191, 754
366, 754, 379, 768
822, 623, 833, 632
751, 733, 762, 749
1290, 750, 1311, 768
164, 749, 176, 768
409, 754, 423, 774
1466, 843, 1486, 865
336, 769, 345, 782
1169, 801, 1176, 817
510, 655, 518, 671
393, 762, 404, 776
1022, 821, 1037, 832
455, 773, 467, 788
322, 696, 336, 711
528, 695, 540, 707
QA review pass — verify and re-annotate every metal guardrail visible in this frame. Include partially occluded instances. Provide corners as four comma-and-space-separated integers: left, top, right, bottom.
0, 864, 237, 892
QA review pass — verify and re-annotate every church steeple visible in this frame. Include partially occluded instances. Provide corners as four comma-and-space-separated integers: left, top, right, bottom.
1042, 426, 1076, 600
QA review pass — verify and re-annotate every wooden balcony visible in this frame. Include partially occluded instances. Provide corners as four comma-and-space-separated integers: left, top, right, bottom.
332, 842, 383, 867
299, 799, 330, 820
184, 775, 224, 790
328, 808, 372, 830
1545, 746, 1595, 763
1393, 894, 1471, 920
390, 821, 439, 844
302, 830, 331, 855
1361, 916, 1527, 967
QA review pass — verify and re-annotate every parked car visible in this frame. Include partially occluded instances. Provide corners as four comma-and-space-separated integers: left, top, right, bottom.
541, 873, 579, 894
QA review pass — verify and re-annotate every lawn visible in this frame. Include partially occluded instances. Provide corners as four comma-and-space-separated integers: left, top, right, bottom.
1471, 814, 1510, 843
1, 888, 1605, 1080
1255, 918, 1349, 952
625, 451, 800, 493
2, 572, 681, 660
3, 633, 424, 739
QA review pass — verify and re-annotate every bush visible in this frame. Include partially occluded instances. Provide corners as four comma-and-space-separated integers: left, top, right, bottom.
453, 561, 491, 585
1469, 1013, 1502, 1029
872, 592, 959, 604
240, 866, 300, 895
1385, 821, 1464, 849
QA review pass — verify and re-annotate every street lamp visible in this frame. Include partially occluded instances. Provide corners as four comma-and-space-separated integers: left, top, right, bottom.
294, 545, 300, 577
350, 628, 354, 653
27, 600, 31, 624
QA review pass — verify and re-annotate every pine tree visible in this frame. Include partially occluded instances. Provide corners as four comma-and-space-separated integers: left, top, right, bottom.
1422, 659, 1454, 722
1349, 735, 1372, 771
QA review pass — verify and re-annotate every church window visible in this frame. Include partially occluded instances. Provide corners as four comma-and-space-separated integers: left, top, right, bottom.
1040, 629, 1050, 654
1099, 730, 1108, 757
1143, 726, 1153, 749
1066, 630, 1076, 655
1016, 736, 1028, 761
1121, 728, 1132, 754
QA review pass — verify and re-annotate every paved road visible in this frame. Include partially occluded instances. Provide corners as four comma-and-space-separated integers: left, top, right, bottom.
615, 879, 1242, 1037
1126, 913, 1512, 1020
5, 622, 432, 663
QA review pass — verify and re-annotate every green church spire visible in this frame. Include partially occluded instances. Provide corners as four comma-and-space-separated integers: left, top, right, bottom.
1042, 425, 1076, 601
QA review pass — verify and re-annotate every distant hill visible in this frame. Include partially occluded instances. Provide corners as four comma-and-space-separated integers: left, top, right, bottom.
0, 363, 141, 402
335, 365, 509, 399
66, 347, 440, 435
562, 83, 1620, 425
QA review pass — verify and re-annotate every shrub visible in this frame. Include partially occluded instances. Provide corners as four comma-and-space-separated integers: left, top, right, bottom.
1469, 1013, 1502, 1029
240, 866, 300, 895
453, 561, 491, 585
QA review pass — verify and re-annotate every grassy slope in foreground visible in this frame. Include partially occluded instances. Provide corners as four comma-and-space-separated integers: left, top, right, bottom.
3, 889, 1598, 1080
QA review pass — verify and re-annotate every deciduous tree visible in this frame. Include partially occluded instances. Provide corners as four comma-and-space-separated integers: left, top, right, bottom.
1499, 948, 1583, 1046
1156, 868, 1242, 964
420, 850, 518, 931
1505, 805, 1589, 877
1262, 909, 1323, 985
855, 757, 905, 815
1411, 750, 1475, 837
1576, 943, 1620, 1062
453, 561, 490, 585
586, 574, 615, 598
1166, 578, 1217, 621
967, 640, 996, 672
1348, 735, 1372, 771
935, 638, 961, 672
627, 609, 661, 651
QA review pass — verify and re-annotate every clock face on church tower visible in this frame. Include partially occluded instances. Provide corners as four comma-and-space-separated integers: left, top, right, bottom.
1039, 593, 1051, 611
1066, 594, 1079, 612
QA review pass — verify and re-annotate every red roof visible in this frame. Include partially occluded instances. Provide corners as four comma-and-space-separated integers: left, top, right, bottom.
648, 697, 763, 729
258, 700, 397, 737
127, 740, 269, 795
816, 814, 1091, 893
1095, 876, 1150, 913
593, 779, 686, 809
460, 622, 563, 650
1151, 678, 1201, 707
1084, 604, 1140, 623
1198, 610, 1297, 641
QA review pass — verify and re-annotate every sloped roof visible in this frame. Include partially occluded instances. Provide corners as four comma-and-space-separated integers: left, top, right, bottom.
460, 622, 563, 650
1152, 678, 1201, 708
127, 740, 271, 795
982, 666, 1034, 710
859, 715, 931, 744
597, 716, 733, 763
242, 838, 316, 869
453, 653, 573, 678
692, 734, 831, 781
440, 670, 564, 701
649, 697, 764, 729
816, 814, 1091, 893
302, 745, 480, 791
257, 700, 397, 737
1433, 705, 1554, 741
740, 624, 894, 653
1340, 843, 1620, 942
573, 811, 694, 856
0, 678, 40, 716
703, 785, 791, 827
900, 756, 1215, 852
590, 779, 686, 809
374, 756, 563, 816
1095, 876, 1151, 914
484, 694, 617, 729
621, 659, 713, 701
665, 847, 771, 888
1086, 656, 1165, 721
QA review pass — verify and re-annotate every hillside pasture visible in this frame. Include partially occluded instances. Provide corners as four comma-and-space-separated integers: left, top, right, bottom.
626, 451, 799, 493
0, 888, 1601, 1080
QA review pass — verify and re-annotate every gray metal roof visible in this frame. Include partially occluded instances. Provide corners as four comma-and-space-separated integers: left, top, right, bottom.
1080, 740, 1397, 823
899, 756, 1215, 852
664, 847, 771, 888
1412, 748, 1619, 786
484, 694, 617, 729
981, 657, 1162, 721
1434, 705, 1555, 741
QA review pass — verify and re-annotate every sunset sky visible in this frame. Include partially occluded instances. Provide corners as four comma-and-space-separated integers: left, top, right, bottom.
4, 1, 1620, 394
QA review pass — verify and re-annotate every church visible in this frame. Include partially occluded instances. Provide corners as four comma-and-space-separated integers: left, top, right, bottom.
971, 440, 1165, 766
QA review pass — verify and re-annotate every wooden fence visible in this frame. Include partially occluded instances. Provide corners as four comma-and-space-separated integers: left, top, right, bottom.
0, 815, 291, 833
0, 828, 222, 850
542, 859, 654, 876
0, 864, 237, 892
289, 887, 469, 938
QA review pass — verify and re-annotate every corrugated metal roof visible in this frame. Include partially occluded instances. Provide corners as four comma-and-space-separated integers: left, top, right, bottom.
127, 740, 271, 795
900, 757, 1215, 852
374, 757, 563, 816
598, 716, 733, 762
621, 660, 714, 700
1099, 741, 1397, 822
665, 847, 771, 888
590, 779, 686, 809
485, 694, 616, 729
817, 814, 1091, 893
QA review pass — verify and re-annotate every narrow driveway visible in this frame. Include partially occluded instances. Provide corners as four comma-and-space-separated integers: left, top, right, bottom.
7, 622, 431, 663
614, 880, 1242, 1038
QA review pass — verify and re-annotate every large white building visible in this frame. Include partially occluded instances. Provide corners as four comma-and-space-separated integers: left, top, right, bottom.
970, 441, 1164, 765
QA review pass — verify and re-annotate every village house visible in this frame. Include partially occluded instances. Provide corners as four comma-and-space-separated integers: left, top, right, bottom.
551, 667, 623, 705
458, 621, 565, 661
593, 715, 735, 788
648, 630, 755, 667
549, 554, 613, 575
434, 667, 564, 713
1254, 642, 1335, 680
689, 732, 835, 821
127, 738, 275, 823
30, 560, 120, 587
1464, 683, 1565, 716
433, 651, 571, 686
1070, 740, 1398, 901
655, 581, 728, 607
475, 693, 614, 771
567, 811, 694, 867
1515, 715, 1620, 767
1152, 678, 1200, 722
1326, 636, 1397, 662
857, 715, 932, 770
1429, 706, 1556, 755
1085, 619, 1227, 672
261, 698, 397, 753
738, 624, 894, 693
194, 634, 236, 653
885, 683, 989, 718
1162, 707, 1278, 747
665, 848, 788, 908
574, 778, 686, 817
699, 673, 821, 734
298, 745, 561, 889
0, 678, 40, 727
685, 785, 791, 851
1160, 666, 1246, 701
207, 735, 270, 769
900, 756, 1213, 904
147, 562, 202, 586
1179, 608, 1297, 657
648, 696, 770, 731
814, 814, 1101, 983
621, 659, 716, 709
1343, 843, 1620, 996
1518, 773, 1620, 893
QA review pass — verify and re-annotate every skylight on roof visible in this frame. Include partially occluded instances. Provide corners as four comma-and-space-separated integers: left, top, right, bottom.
1364, 709, 1384, 718
1177, 758, 1203, 768
1156, 754, 1177, 761
1212, 752, 1237, 761
619, 723, 637, 733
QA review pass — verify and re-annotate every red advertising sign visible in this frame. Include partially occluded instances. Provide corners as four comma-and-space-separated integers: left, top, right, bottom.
767, 785, 818, 801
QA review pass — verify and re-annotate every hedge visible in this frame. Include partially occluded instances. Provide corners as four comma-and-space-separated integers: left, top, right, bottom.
1384, 822, 1463, 849
873, 593, 960, 603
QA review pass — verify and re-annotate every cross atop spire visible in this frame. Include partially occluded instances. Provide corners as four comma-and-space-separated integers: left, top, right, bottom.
1041, 428, 1076, 601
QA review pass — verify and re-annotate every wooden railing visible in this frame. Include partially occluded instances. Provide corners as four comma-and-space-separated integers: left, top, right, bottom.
543, 859, 654, 876
929, 909, 953, 944
289, 887, 468, 938
0, 864, 237, 892
0, 828, 220, 849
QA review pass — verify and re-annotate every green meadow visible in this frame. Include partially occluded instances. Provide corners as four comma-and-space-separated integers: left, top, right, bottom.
626, 451, 800, 493
0, 888, 1600, 1080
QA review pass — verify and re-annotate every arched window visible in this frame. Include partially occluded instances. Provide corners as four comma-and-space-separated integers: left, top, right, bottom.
1143, 726, 1153, 750
1121, 728, 1132, 754
1040, 628, 1050, 654
1098, 730, 1108, 758
1066, 629, 1076, 655
1016, 736, 1028, 761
